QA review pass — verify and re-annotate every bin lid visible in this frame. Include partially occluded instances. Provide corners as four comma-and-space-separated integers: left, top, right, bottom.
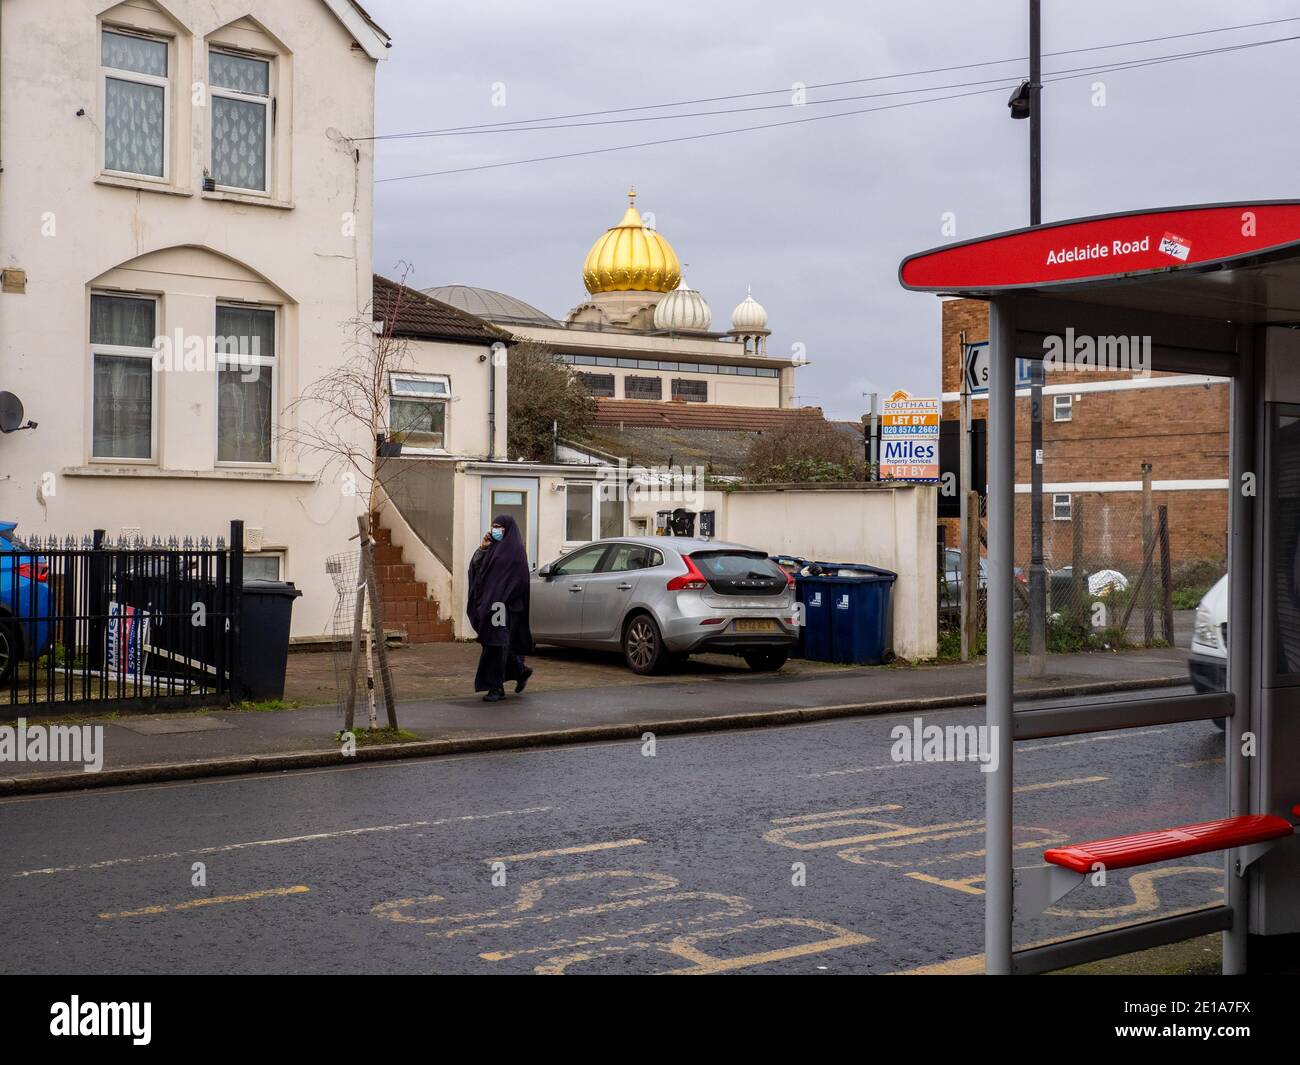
242, 578, 303, 598
799, 572, 893, 584
807, 561, 897, 580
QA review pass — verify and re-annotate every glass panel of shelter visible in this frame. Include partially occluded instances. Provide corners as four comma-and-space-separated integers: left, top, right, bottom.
1004, 344, 1233, 952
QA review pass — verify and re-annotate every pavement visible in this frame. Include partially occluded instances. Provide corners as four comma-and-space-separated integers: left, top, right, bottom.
0, 700, 1233, 975
0, 642, 1194, 795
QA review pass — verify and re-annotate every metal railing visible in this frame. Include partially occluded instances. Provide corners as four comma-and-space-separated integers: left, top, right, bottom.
1, 521, 243, 716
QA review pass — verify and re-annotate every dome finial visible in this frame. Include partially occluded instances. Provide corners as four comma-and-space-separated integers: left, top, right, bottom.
628, 185, 636, 207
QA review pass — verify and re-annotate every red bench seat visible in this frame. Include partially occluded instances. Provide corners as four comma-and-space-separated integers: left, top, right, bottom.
1043, 814, 1294, 873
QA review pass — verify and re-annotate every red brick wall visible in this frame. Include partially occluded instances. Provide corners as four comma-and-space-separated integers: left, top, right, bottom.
939, 299, 1230, 570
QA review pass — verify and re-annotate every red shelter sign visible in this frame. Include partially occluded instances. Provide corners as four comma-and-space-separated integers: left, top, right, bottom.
899, 201, 1300, 292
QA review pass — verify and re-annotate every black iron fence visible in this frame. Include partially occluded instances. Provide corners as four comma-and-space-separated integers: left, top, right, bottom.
1, 520, 243, 716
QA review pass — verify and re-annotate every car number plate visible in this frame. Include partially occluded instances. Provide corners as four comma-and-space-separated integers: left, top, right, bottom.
735, 619, 778, 633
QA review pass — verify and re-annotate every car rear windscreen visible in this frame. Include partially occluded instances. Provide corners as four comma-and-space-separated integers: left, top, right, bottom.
690, 551, 787, 596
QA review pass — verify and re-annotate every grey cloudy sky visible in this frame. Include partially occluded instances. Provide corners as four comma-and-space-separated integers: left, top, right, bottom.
363, 0, 1300, 418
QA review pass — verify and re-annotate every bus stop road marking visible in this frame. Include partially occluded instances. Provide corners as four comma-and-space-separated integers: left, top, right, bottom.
99, 885, 309, 919
485, 839, 645, 863
906, 872, 985, 895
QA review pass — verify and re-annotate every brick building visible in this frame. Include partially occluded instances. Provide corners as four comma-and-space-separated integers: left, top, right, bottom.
940, 298, 1230, 577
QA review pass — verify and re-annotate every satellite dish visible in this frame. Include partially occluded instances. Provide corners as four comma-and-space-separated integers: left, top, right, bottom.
0, 392, 24, 433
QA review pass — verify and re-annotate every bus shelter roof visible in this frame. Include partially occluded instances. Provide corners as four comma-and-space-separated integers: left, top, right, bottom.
899, 201, 1300, 326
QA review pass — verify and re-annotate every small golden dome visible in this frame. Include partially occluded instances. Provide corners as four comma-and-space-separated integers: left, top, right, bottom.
582, 187, 682, 294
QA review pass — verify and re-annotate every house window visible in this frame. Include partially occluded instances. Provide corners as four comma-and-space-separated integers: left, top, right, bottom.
102, 29, 169, 179
243, 552, 283, 581
565, 481, 626, 542
599, 483, 625, 538
671, 378, 708, 402
209, 49, 272, 192
390, 374, 451, 450
216, 304, 276, 464
576, 372, 615, 398
90, 293, 157, 459
1052, 493, 1072, 521
625, 375, 662, 400
1053, 394, 1073, 422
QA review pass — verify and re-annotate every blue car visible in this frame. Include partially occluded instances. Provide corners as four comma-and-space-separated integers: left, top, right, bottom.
0, 520, 53, 684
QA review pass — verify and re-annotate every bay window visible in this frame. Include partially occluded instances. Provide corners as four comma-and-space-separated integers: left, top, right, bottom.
102, 28, 169, 179
91, 293, 157, 460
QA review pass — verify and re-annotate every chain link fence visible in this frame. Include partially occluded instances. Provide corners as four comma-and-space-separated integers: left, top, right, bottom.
939, 491, 1227, 660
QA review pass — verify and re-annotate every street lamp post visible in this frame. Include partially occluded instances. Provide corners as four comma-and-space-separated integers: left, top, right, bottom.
1011, 0, 1047, 675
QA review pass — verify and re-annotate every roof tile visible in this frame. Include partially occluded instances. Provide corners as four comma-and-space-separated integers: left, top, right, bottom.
373, 274, 509, 344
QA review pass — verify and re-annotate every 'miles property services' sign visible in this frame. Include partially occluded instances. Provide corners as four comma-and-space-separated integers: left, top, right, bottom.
880, 390, 940, 482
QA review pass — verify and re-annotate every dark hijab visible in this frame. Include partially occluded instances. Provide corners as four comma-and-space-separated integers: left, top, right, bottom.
467, 514, 532, 648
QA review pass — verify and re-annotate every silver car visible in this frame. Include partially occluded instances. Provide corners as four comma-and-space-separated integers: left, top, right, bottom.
530, 536, 798, 675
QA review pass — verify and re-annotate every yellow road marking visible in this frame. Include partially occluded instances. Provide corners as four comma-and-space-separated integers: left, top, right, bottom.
99, 885, 309, 919
861, 829, 1064, 870
487, 838, 645, 863
1179, 757, 1224, 768
906, 872, 986, 895
1046, 865, 1222, 918
770, 804, 902, 824
1014, 775, 1107, 793
534, 918, 874, 975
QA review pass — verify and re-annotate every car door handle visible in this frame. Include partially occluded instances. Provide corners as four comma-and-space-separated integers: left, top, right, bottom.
616, 583, 633, 591
569, 585, 583, 593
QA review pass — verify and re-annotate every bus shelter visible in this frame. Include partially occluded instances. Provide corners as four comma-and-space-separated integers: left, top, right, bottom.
901, 202, 1300, 974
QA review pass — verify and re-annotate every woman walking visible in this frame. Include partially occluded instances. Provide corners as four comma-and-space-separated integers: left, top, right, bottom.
467, 514, 534, 702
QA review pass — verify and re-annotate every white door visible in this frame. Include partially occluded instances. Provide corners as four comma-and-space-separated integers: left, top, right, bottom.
480, 477, 539, 569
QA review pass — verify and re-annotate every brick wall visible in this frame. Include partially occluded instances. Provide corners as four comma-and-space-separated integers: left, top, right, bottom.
939, 298, 1230, 572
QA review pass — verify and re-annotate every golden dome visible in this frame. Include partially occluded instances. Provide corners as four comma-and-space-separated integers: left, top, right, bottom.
582, 187, 682, 294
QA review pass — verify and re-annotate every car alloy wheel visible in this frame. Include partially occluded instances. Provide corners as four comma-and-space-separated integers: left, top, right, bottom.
0, 620, 15, 686
624, 616, 660, 675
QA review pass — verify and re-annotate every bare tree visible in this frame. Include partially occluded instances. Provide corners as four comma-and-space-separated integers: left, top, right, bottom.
284, 266, 417, 527
282, 266, 423, 733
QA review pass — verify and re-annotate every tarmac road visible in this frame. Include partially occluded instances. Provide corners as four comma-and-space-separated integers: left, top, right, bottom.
0, 690, 1227, 974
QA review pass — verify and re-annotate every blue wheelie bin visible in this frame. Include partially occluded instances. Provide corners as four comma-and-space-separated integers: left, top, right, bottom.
798, 574, 835, 661
808, 562, 897, 665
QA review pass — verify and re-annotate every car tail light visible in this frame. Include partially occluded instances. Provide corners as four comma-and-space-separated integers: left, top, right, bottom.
667, 554, 709, 591
699, 618, 725, 626
784, 569, 795, 587
17, 563, 47, 583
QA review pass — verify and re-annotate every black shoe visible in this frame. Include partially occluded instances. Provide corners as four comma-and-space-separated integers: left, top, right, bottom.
514, 667, 534, 694
483, 689, 505, 702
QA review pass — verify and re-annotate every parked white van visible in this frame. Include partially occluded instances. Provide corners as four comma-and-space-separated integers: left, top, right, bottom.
1189, 575, 1228, 730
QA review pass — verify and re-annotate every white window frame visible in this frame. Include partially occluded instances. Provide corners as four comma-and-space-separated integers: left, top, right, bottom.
100, 27, 171, 184
1052, 492, 1072, 521
1053, 394, 1073, 422
562, 479, 626, 545
208, 46, 274, 196
389, 373, 452, 454
89, 291, 159, 464
214, 302, 278, 467
243, 551, 284, 581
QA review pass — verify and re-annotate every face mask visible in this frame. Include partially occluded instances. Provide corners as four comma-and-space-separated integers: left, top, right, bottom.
490, 527, 504, 542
